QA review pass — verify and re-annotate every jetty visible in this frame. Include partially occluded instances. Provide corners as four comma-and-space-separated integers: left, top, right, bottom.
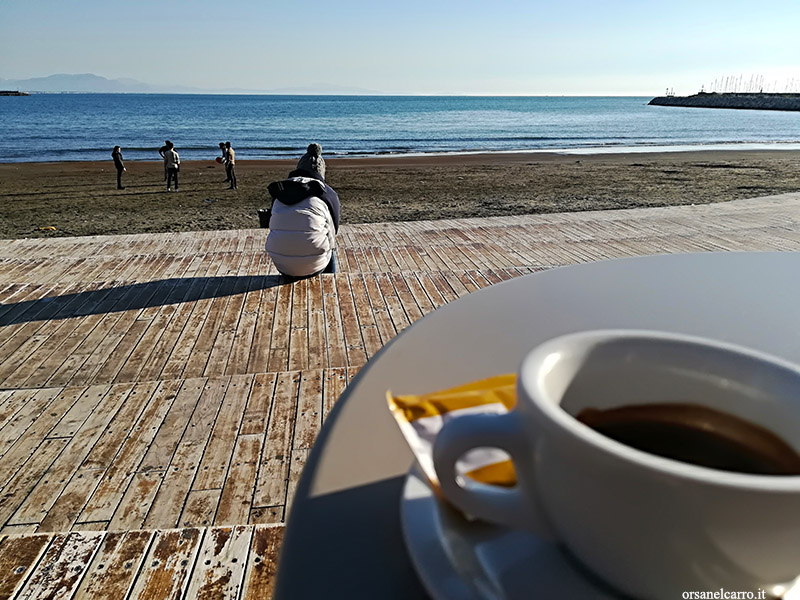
649, 92, 800, 112
3, 193, 800, 597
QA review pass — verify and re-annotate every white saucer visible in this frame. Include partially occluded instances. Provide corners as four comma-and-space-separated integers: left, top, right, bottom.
400, 463, 622, 599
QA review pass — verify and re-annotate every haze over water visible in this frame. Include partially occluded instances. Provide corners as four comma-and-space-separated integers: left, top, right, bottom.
3, 94, 800, 163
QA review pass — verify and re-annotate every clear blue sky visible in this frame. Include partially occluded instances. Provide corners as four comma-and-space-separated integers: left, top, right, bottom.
1, 0, 798, 95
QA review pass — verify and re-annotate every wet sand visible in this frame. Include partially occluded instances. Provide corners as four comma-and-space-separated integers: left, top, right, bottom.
1, 150, 800, 239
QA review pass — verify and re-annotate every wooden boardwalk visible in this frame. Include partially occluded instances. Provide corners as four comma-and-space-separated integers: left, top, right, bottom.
1, 192, 800, 597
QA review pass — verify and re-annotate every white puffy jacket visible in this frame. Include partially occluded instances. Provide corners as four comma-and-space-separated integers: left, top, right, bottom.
265, 179, 336, 277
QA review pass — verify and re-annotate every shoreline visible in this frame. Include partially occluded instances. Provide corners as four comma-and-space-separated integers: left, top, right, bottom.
2, 149, 800, 239
5, 142, 800, 166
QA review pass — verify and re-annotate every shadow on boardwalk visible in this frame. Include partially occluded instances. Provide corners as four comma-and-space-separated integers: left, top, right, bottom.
0, 275, 285, 326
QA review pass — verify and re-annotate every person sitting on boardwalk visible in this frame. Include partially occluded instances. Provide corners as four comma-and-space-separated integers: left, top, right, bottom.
296, 142, 326, 180
265, 146, 340, 279
111, 145, 126, 189
164, 141, 180, 192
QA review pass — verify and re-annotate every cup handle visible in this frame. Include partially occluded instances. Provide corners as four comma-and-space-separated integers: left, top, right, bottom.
432, 411, 555, 539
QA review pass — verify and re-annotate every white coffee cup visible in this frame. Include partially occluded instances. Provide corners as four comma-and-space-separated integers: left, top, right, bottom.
433, 330, 800, 599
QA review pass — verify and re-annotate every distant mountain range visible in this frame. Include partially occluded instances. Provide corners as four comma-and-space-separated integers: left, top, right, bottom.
0, 73, 382, 95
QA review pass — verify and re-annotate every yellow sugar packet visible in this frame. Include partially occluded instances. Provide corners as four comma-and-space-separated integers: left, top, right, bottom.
387, 374, 518, 493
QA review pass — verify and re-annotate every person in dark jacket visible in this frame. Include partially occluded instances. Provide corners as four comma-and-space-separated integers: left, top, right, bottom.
163, 141, 180, 192
225, 141, 237, 189
219, 142, 229, 182
265, 149, 340, 279
111, 145, 126, 189
158, 140, 170, 181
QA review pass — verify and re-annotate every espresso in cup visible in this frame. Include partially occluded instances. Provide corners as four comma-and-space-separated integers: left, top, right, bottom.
576, 403, 800, 475
433, 331, 800, 599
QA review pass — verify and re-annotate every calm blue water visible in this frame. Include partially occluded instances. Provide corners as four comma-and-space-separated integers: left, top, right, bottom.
2, 94, 800, 163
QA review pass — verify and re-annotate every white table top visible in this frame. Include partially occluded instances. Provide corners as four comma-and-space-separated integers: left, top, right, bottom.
275, 252, 800, 599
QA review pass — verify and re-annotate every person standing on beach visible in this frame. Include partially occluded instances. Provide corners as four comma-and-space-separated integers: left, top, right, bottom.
225, 141, 237, 189
265, 144, 339, 280
158, 140, 170, 181
111, 145, 126, 189
164, 141, 180, 191
219, 142, 230, 182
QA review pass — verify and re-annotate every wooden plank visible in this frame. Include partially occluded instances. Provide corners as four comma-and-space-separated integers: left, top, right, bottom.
0, 308, 101, 389
0, 387, 77, 476
252, 371, 300, 517
285, 371, 323, 518
76, 379, 183, 524
185, 526, 252, 600
429, 271, 459, 303
73, 530, 154, 599
323, 368, 349, 421
291, 370, 323, 452
417, 272, 448, 308
15, 531, 104, 600
178, 292, 233, 379
216, 435, 263, 525
335, 275, 367, 366
288, 278, 309, 371
113, 308, 178, 383
240, 525, 284, 600
455, 269, 482, 294
179, 490, 222, 528
46, 311, 137, 388
80, 380, 162, 471
348, 275, 383, 359
159, 276, 229, 381
204, 271, 253, 378
126, 528, 203, 600
267, 283, 293, 373
107, 471, 163, 532
0, 438, 70, 526
224, 273, 267, 376
377, 273, 411, 335
248, 506, 282, 524
362, 274, 397, 346
320, 275, 347, 368
403, 272, 436, 316
39, 469, 106, 534
47, 383, 111, 438
10, 309, 105, 388
0, 525, 38, 536
440, 270, 471, 298
244, 274, 278, 373
0, 388, 61, 458
0, 284, 72, 350
0, 391, 17, 424
306, 276, 327, 370
0, 303, 79, 384
142, 377, 231, 530
239, 372, 277, 436
192, 374, 252, 491
29, 382, 157, 531
389, 273, 425, 324
137, 377, 209, 473
8, 383, 135, 527
90, 319, 152, 385
0, 534, 51, 600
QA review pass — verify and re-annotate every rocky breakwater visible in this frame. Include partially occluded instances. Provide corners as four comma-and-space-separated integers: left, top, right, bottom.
649, 92, 800, 112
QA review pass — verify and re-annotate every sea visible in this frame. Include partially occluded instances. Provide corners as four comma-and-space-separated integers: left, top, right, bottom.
2, 94, 800, 163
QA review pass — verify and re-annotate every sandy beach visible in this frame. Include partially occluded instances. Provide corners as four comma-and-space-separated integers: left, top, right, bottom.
1, 149, 800, 239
